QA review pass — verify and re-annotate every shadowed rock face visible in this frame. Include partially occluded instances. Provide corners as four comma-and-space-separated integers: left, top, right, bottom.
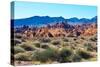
14, 22, 97, 39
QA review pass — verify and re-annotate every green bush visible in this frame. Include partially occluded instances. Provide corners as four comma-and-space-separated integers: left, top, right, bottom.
15, 53, 32, 61
72, 54, 82, 62
32, 48, 57, 62
33, 41, 40, 48
90, 37, 97, 42
41, 43, 50, 49
62, 42, 69, 47
14, 46, 25, 54
20, 44, 35, 51
84, 43, 97, 51
51, 40, 61, 45
63, 38, 69, 42
77, 49, 93, 59
14, 39, 22, 45
58, 48, 73, 63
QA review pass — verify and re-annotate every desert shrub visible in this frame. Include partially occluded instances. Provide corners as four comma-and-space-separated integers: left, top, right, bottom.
63, 38, 69, 42
84, 43, 97, 51
14, 46, 25, 54
15, 53, 31, 61
62, 42, 69, 47
32, 48, 57, 62
73, 38, 77, 41
20, 44, 35, 51
41, 43, 50, 49
14, 39, 22, 45
90, 37, 97, 42
81, 37, 85, 40
77, 49, 93, 59
58, 48, 73, 63
67, 33, 75, 37
51, 40, 61, 45
40, 38, 51, 43
72, 54, 82, 62
22, 38, 26, 42
33, 41, 40, 48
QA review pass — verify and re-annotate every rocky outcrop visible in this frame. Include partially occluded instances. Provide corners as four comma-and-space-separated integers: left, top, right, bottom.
15, 22, 97, 39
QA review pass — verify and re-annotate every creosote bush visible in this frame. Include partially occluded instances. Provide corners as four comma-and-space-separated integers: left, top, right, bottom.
84, 43, 97, 51
32, 48, 57, 62
51, 40, 61, 45
14, 46, 25, 54
33, 41, 40, 48
63, 38, 69, 42
41, 43, 50, 49
58, 48, 73, 63
15, 53, 32, 61
14, 39, 22, 45
72, 54, 82, 62
90, 36, 97, 42
62, 42, 69, 47
77, 49, 93, 59
20, 44, 35, 51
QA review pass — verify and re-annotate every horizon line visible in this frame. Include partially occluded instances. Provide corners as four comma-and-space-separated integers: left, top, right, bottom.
12, 15, 97, 20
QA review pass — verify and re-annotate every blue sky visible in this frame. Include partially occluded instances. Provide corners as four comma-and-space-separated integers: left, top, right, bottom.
12, 1, 97, 19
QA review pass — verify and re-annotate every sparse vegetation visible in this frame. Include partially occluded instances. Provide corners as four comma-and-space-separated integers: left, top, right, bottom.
77, 49, 93, 59
84, 43, 97, 51
90, 36, 97, 42
63, 38, 69, 42
14, 39, 22, 45
58, 48, 73, 62
41, 43, 50, 49
51, 40, 61, 45
15, 53, 32, 61
32, 41, 40, 48
14, 46, 25, 54
13, 31, 97, 65
32, 48, 57, 62
72, 54, 82, 62
20, 44, 35, 51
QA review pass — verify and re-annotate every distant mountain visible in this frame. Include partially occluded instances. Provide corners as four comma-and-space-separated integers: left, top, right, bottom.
12, 16, 97, 27
67, 16, 97, 24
